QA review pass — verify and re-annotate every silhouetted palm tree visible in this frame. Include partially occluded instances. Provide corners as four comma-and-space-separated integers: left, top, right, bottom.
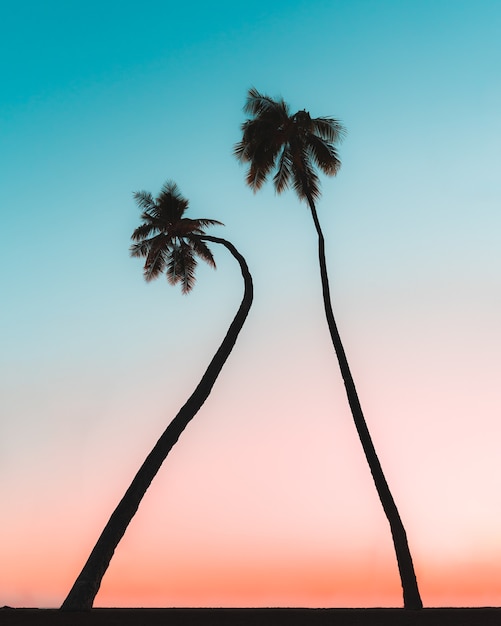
234, 88, 422, 610
61, 181, 253, 610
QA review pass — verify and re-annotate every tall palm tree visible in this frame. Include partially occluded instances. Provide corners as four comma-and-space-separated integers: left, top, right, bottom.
234, 88, 422, 610
61, 181, 253, 610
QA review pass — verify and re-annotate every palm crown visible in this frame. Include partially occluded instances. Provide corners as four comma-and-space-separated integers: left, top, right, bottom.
234, 87, 346, 202
130, 181, 223, 293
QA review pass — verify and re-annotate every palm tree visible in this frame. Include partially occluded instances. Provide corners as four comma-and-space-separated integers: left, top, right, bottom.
61, 181, 253, 610
234, 88, 422, 610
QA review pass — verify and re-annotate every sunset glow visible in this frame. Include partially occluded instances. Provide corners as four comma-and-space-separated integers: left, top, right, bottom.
1, 0, 500, 609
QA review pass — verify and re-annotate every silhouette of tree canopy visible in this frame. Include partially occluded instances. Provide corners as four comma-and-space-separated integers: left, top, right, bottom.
234, 87, 345, 200
130, 181, 223, 292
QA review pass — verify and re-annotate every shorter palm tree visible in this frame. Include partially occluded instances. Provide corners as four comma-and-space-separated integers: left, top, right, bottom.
61, 181, 253, 610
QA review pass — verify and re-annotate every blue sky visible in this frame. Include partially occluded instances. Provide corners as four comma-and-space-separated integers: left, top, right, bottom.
1, 0, 501, 608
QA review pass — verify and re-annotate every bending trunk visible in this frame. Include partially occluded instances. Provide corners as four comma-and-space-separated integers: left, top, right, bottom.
61, 236, 253, 611
306, 195, 422, 610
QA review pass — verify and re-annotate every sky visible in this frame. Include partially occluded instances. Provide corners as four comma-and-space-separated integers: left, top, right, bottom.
1, 0, 500, 609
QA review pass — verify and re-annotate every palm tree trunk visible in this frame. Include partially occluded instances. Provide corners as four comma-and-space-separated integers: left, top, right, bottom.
61, 236, 253, 611
305, 194, 422, 610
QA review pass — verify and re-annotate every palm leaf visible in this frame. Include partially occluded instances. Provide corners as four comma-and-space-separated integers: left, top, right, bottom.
181, 252, 197, 294
181, 218, 224, 234
172, 218, 222, 238
239, 127, 283, 191
235, 120, 270, 162
311, 117, 346, 143
306, 134, 341, 176
243, 88, 289, 118
148, 181, 189, 223
167, 243, 197, 294
190, 237, 216, 268
165, 245, 183, 287
233, 139, 247, 162
291, 145, 321, 201
246, 159, 273, 191
131, 221, 159, 242
130, 239, 153, 258
159, 181, 186, 206
273, 145, 293, 194
133, 190, 156, 212
195, 218, 224, 229
144, 236, 169, 282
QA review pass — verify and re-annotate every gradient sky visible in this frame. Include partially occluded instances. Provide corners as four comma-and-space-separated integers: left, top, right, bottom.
1, 0, 500, 609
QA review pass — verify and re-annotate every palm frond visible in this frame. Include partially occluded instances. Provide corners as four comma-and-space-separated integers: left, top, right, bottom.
180, 252, 197, 294
165, 245, 183, 287
243, 88, 289, 118
133, 190, 156, 212
166, 243, 197, 294
190, 237, 216, 268
303, 159, 321, 202
233, 138, 247, 162
238, 126, 283, 191
291, 146, 321, 202
235, 118, 277, 163
273, 146, 293, 194
173, 217, 222, 238
158, 180, 183, 203
130, 239, 153, 258
246, 159, 274, 191
306, 134, 342, 176
139, 181, 188, 224
195, 218, 224, 229
144, 236, 169, 282
311, 117, 346, 143
234, 121, 266, 162
130, 221, 159, 242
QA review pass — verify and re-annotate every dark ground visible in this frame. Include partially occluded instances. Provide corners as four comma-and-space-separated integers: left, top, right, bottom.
2, 608, 501, 626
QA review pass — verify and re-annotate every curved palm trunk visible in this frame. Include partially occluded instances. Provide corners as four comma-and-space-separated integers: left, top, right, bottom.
61, 236, 253, 611
305, 194, 422, 610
